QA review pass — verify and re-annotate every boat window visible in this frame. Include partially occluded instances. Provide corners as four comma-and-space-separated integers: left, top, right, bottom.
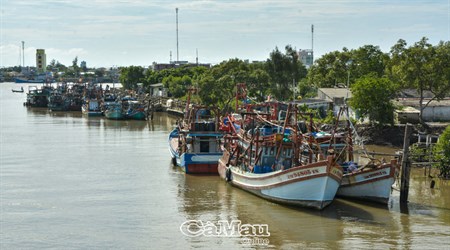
200, 140, 210, 153
270, 147, 274, 155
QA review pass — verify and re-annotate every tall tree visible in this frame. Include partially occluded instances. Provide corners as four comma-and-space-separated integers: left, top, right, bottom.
119, 66, 144, 90
388, 37, 450, 124
198, 59, 251, 109
349, 74, 397, 125
306, 49, 351, 88
265, 45, 307, 100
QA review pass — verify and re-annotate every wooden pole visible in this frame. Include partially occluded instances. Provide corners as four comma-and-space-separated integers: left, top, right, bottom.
400, 123, 413, 203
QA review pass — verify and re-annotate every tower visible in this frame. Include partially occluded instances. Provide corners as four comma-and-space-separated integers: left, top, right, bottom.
176, 8, 179, 63
36, 49, 46, 73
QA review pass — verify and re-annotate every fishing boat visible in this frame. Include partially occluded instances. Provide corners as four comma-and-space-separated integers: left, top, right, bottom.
168, 87, 224, 174
218, 103, 343, 210
124, 100, 146, 120
168, 105, 224, 174
104, 101, 123, 120
15, 77, 45, 84
12, 87, 24, 93
313, 107, 399, 204
337, 160, 397, 204
24, 85, 53, 107
82, 99, 103, 116
48, 92, 66, 111
82, 83, 103, 116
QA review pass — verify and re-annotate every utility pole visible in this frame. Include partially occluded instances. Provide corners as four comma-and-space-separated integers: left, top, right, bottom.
400, 123, 413, 204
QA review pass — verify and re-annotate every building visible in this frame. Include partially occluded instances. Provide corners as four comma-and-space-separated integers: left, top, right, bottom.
36, 49, 46, 73
395, 89, 450, 122
299, 49, 313, 68
395, 99, 450, 122
317, 88, 358, 119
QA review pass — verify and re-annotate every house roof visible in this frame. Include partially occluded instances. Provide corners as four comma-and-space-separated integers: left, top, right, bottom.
318, 88, 352, 99
149, 83, 164, 88
397, 89, 434, 98
396, 98, 450, 107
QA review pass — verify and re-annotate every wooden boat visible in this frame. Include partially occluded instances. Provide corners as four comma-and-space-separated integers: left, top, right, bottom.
104, 102, 123, 120
337, 160, 397, 204
124, 100, 146, 120
82, 99, 103, 116
314, 107, 399, 204
12, 87, 24, 93
218, 103, 343, 210
82, 83, 103, 116
168, 105, 224, 174
48, 92, 66, 111
24, 85, 53, 107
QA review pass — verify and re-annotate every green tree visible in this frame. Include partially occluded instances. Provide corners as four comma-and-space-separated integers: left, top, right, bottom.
265, 45, 307, 100
163, 75, 192, 98
349, 74, 397, 124
433, 125, 450, 178
388, 37, 450, 124
72, 56, 80, 77
306, 49, 351, 88
95, 68, 105, 78
119, 66, 144, 90
198, 59, 248, 109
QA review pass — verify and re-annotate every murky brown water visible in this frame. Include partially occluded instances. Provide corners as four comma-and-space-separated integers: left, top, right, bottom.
1, 82, 449, 249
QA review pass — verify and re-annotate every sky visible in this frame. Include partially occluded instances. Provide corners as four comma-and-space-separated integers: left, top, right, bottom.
0, 0, 449, 68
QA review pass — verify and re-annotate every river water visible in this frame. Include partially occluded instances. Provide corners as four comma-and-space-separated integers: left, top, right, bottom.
1, 82, 449, 249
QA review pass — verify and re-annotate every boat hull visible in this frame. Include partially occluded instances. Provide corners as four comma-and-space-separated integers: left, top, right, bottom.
126, 111, 146, 120
105, 110, 124, 120
219, 157, 343, 210
82, 103, 103, 116
181, 153, 221, 174
168, 128, 221, 175
15, 78, 44, 84
337, 164, 396, 204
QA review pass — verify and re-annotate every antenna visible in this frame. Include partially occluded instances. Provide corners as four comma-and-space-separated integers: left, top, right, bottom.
22, 41, 25, 67
196, 48, 198, 65
170, 51, 172, 63
176, 8, 179, 62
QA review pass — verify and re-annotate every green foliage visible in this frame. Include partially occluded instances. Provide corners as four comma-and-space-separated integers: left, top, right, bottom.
307, 45, 387, 89
119, 66, 144, 90
297, 79, 317, 98
433, 125, 450, 178
265, 45, 307, 100
163, 75, 192, 98
349, 75, 397, 125
307, 49, 351, 88
409, 143, 433, 162
387, 38, 450, 123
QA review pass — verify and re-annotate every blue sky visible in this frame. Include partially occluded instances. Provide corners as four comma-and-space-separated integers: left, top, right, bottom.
1, 0, 449, 68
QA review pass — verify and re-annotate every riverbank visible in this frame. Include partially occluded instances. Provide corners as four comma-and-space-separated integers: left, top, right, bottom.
356, 124, 447, 147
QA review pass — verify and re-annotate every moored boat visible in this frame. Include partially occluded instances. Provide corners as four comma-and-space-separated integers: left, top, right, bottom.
104, 102, 124, 120
315, 107, 399, 204
24, 85, 53, 107
337, 161, 397, 204
218, 103, 343, 210
124, 100, 146, 120
82, 99, 103, 116
12, 87, 24, 93
168, 105, 224, 174
82, 83, 103, 116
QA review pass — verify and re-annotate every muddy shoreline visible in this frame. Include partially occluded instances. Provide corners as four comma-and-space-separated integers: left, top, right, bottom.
355, 124, 447, 147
